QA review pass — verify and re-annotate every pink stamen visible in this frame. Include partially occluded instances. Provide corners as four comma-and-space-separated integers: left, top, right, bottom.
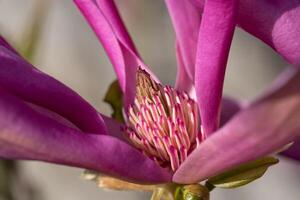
124, 70, 205, 171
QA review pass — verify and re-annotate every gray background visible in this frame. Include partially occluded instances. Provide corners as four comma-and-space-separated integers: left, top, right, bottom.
0, 0, 299, 200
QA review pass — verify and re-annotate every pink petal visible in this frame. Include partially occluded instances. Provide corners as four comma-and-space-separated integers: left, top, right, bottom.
175, 43, 195, 96
220, 97, 241, 126
0, 88, 172, 184
0, 36, 19, 55
0, 39, 106, 133
165, 0, 202, 82
190, 0, 300, 64
74, 0, 159, 107
100, 114, 128, 141
281, 140, 300, 160
195, 0, 238, 135
95, 0, 138, 55
237, 0, 300, 64
174, 67, 300, 183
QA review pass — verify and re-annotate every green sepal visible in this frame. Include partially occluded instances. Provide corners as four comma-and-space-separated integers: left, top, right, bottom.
174, 186, 182, 200
103, 80, 124, 122
206, 156, 279, 189
174, 184, 209, 200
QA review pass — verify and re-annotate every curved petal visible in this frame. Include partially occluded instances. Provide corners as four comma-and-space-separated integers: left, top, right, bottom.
74, 0, 159, 108
220, 97, 241, 126
174, 43, 195, 96
94, 0, 138, 54
100, 114, 127, 141
165, 0, 202, 82
190, 0, 300, 64
0, 36, 19, 55
28, 102, 124, 140
195, 0, 238, 136
237, 0, 300, 64
174, 67, 300, 183
281, 140, 300, 160
27, 102, 81, 130
0, 88, 172, 184
0, 41, 106, 133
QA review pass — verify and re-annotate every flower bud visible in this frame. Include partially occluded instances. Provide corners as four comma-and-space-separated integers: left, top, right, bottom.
175, 184, 210, 200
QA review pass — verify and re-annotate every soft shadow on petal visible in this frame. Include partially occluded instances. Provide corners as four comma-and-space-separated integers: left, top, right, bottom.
27, 102, 124, 141
220, 97, 241, 127
195, 0, 238, 136
174, 67, 300, 184
237, 0, 300, 64
190, 0, 300, 64
74, 0, 159, 108
100, 114, 127, 141
165, 0, 202, 81
0, 42, 106, 133
174, 44, 195, 97
27, 102, 81, 130
281, 140, 300, 160
0, 89, 172, 184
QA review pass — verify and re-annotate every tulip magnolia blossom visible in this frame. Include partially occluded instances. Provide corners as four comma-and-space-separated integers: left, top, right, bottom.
0, 0, 300, 187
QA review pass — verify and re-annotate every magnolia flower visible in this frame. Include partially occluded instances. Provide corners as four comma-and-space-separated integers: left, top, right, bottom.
0, 0, 299, 188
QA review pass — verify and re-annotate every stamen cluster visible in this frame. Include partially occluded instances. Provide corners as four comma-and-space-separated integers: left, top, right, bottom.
124, 69, 204, 171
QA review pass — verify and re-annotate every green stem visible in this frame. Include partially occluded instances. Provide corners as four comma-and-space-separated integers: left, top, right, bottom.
18, 0, 51, 61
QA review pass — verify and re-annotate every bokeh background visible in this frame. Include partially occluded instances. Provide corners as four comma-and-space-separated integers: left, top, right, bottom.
0, 0, 299, 200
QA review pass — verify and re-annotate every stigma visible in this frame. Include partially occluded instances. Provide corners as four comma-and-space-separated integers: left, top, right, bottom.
124, 68, 204, 171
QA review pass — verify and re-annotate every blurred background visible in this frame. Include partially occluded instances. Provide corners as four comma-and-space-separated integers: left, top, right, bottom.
0, 0, 299, 200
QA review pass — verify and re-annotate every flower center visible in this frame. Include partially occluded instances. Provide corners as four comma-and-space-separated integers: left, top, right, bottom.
124, 68, 204, 171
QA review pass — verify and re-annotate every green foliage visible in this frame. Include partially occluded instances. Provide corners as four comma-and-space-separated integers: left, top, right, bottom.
104, 80, 124, 122
206, 157, 279, 188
